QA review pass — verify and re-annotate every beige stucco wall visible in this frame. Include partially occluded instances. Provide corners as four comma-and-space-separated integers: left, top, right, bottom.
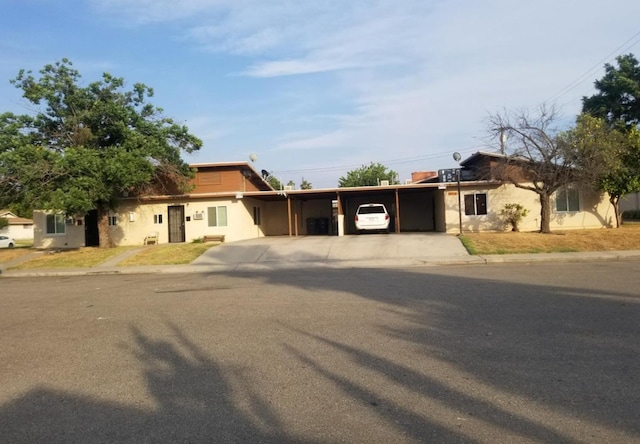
443, 183, 614, 234
262, 201, 290, 236
113, 197, 266, 246
33, 211, 86, 249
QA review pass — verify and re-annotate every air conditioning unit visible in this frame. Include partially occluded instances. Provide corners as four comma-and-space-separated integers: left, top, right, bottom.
380, 180, 390, 186
193, 212, 204, 220
284, 185, 294, 191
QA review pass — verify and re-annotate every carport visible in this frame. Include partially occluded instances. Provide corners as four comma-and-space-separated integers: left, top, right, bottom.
245, 183, 447, 236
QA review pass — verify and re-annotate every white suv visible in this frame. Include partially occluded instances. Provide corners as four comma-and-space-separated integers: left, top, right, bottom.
355, 203, 390, 233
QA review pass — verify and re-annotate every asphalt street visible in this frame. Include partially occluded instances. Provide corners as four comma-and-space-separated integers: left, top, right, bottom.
1, 261, 639, 443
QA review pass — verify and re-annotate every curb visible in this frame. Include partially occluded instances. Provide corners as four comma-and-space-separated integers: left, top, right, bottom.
2, 251, 640, 277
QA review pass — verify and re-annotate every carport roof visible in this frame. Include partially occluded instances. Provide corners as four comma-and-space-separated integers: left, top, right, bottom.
133, 180, 497, 202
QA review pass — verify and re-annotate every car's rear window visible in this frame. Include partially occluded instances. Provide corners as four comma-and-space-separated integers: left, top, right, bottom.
357, 206, 386, 214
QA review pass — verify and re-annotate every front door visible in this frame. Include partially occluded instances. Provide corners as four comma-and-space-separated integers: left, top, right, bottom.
167, 205, 186, 243
84, 210, 99, 247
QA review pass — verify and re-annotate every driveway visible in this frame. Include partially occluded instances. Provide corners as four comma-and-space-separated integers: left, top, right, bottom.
192, 233, 469, 267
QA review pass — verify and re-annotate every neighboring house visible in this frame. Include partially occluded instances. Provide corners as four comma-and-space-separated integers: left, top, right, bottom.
0, 210, 35, 241
32, 152, 616, 249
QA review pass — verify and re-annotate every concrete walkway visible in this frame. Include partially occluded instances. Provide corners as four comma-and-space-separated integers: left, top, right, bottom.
2, 234, 640, 277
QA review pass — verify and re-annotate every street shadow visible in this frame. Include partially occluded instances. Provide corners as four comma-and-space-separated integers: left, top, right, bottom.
216, 262, 640, 442
1, 261, 639, 442
0, 319, 321, 443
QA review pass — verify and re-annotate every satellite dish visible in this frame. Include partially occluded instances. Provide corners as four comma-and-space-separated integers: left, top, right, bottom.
261, 169, 270, 180
249, 153, 258, 163
453, 152, 461, 163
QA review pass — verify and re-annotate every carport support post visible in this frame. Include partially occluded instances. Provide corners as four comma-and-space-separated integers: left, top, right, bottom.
336, 193, 344, 236
287, 196, 293, 236
456, 168, 462, 234
394, 189, 400, 233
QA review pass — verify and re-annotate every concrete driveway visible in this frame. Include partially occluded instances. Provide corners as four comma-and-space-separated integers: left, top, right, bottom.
192, 233, 469, 267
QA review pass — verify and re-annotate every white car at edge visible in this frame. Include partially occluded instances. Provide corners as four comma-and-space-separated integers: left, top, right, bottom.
0, 235, 16, 248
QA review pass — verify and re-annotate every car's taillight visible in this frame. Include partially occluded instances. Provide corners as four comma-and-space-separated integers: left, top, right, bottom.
385, 214, 389, 220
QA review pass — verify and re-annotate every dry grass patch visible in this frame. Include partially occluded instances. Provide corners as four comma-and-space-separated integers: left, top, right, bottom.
459, 224, 640, 255
119, 243, 214, 266
11, 247, 132, 269
0, 247, 34, 264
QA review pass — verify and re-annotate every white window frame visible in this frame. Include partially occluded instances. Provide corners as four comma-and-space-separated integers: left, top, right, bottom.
207, 206, 228, 227
46, 213, 66, 235
555, 187, 581, 212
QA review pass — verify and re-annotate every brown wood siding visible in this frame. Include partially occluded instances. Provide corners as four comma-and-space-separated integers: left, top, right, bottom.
191, 167, 265, 194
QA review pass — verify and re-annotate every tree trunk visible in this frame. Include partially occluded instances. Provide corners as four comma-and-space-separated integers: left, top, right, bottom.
610, 195, 621, 228
97, 207, 113, 248
539, 192, 552, 233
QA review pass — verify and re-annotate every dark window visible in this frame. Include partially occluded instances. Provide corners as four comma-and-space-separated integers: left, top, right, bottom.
464, 193, 487, 216
556, 188, 580, 212
46, 214, 66, 234
253, 206, 261, 225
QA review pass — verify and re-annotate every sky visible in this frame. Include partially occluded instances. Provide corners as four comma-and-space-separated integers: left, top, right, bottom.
1, 0, 640, 189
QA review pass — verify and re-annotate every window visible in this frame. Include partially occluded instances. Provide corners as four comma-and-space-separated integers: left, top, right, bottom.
464, 193, 487, 216
207, 206, 228, 227
108, 215, 118, 226
153, 214, 163, 224
253, 206, 261, 225
46, 214, 66, 235
556, 188, 580, 212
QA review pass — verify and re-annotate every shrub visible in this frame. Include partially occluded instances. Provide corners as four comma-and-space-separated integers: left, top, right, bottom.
500, 203, 529, 232
0, 218, 7, 230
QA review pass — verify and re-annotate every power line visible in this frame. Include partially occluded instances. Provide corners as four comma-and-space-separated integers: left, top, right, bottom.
544, 29, 640, 106
271, 145, 485, 176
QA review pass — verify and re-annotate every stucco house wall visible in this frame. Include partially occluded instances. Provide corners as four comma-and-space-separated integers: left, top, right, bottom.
33, 211, 86, 249
443, 182, 614, 233
112, 196, 266, 246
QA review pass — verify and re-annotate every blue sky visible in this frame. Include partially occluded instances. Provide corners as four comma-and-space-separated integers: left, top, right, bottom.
1, 0, 640, 188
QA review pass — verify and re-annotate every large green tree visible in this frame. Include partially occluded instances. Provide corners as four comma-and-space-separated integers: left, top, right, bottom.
582, 54, 640, 130
338, 162, 397, 187
582, 54, 640, 223
567, 114, 640, 227
0, 59, 202, 247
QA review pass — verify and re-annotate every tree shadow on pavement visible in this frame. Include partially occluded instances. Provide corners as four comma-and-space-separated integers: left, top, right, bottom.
0, 261, 639, 442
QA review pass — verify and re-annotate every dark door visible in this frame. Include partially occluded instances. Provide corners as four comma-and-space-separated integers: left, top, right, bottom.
168, 205, 185, 243
85, 210, 99, 247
